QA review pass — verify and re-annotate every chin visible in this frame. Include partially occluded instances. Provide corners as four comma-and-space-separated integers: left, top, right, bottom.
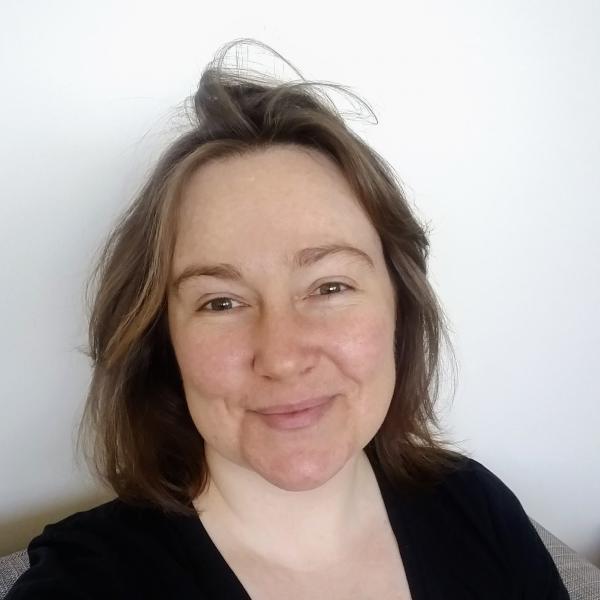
252, 444, 354, 491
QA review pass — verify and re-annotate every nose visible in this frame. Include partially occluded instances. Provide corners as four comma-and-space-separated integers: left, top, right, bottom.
252, 304, 317, 381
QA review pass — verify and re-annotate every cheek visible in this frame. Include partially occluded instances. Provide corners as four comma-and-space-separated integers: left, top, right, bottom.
325, 310, 397, 432
173, 326, 248, 398
327, 310, 396, 381
171, 326, 249, 453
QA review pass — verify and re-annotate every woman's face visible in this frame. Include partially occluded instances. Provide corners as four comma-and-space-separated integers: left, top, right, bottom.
167, 144, 397, 491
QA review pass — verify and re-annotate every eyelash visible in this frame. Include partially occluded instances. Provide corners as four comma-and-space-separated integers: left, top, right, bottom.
315, 281, 353, 297
197, 281, 355, 313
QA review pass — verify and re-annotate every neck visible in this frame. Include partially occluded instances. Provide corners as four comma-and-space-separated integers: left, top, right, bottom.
193, 449, 382, 570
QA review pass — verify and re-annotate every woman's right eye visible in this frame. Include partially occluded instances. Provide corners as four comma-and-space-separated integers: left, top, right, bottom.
198, 297, 243, 312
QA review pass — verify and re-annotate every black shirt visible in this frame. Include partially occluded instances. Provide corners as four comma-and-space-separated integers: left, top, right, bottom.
6, 456, 568, 599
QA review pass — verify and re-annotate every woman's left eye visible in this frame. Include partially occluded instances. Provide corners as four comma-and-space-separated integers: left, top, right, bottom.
313, 282, 354, 296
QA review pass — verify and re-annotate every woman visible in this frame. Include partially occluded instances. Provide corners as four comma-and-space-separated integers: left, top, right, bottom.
6, 39, 568, 599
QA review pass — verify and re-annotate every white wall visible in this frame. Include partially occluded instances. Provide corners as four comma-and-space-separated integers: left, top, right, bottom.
1, 0, 598, 565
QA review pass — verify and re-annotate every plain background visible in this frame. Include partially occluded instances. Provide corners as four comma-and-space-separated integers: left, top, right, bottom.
1, 0, 598, 566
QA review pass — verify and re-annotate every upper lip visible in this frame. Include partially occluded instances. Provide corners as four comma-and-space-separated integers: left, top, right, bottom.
253, 396, 332, 415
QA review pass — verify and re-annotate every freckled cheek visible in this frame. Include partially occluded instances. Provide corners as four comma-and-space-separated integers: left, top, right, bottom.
326, 312, 397, 436
174, 329, 249, 397
326, 312, 396, 380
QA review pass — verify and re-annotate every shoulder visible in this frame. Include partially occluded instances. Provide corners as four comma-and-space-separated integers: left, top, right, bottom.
34, 497, 141, 531
416, 456, 540, 551
432, 455, 527, 514
38, 496, 167, 530
6, 499, 197, 599
401, 455, 569, 598
29, 495, 197, 560
26, 498, 167, 554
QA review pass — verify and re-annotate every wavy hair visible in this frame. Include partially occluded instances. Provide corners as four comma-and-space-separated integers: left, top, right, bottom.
77, 38, 462, 516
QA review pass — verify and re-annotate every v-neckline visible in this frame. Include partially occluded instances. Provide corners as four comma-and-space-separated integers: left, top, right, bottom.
169, 453, 429, 599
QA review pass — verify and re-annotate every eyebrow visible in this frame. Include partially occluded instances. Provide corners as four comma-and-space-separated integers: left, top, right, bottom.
171, 244, 375, 293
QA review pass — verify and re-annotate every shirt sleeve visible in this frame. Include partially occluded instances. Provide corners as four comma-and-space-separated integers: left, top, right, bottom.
4, 519, 124, 600
459, 459, 570, 599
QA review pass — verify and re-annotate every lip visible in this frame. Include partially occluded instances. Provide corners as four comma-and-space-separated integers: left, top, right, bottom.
254, 396, 332, 415
252, 396, 334, 430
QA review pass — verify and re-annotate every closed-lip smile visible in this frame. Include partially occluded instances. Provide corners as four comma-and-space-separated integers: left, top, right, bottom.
251, 396, 335, 431
253, 396, 333, 415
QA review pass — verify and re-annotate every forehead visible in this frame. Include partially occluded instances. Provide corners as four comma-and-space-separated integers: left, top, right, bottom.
173, 145, 382, 268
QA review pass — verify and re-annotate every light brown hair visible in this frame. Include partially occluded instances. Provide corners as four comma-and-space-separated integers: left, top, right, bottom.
78, 38, 463, 516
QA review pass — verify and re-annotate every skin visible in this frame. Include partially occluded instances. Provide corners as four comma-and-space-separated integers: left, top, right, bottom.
167, 144, 399, 569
